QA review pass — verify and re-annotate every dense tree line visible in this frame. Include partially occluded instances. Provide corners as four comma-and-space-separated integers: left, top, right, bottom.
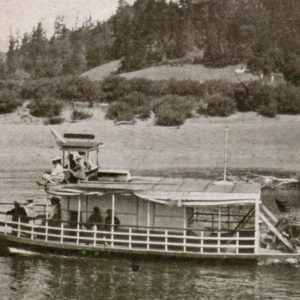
3, 0, 300, 85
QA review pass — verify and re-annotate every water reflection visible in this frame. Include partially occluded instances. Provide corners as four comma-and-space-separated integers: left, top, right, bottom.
0, 255, 300, 299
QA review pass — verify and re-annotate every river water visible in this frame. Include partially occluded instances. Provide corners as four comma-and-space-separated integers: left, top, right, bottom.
1, 172, 300, 300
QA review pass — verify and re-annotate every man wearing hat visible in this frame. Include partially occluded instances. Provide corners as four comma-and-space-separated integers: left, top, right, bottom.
67, 155, 86, 183
38, 156, 65, 185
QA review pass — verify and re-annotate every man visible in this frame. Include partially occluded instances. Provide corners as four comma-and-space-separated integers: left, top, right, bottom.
38, 157, 65, 185
68, 156, 86, 183
87, 207, 103, 230
104, 209, 120, 231
7, 201, 27, 223
78, 151, 95, 170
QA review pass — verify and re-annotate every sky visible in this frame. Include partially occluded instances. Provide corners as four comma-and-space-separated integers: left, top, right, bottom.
0, 0, 135, 52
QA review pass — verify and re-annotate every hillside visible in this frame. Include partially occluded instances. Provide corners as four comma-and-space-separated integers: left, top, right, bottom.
82, 61, 258, 83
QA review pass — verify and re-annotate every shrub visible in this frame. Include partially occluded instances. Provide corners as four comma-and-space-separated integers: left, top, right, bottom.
57, 76, 101, 105
101, 76, 131, 102
0, 90, 20, 114
21, 78, 59, 99
200, 95, 236, 117
28, 96, 63, 117
106, 101, 135, 122
275, 84, 300, 114
71, 109, 93, 121
43, 116, 64, 125
128, 78, 153, 95
257, 103, 277, 118
154, 95, 193, 126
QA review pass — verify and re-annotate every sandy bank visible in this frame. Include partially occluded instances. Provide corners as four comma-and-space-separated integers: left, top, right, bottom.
0, 105, 300, 177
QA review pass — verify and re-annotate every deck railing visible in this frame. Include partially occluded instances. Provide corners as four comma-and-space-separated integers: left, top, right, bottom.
0, 214, 256, 255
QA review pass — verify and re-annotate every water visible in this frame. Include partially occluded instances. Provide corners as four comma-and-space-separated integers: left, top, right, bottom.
1, 172, 300, 300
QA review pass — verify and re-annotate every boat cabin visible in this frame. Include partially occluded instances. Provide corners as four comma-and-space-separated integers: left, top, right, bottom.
54, 132, 131, 182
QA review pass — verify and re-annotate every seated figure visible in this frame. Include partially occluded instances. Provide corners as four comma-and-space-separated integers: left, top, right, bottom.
37, 157, 65, 185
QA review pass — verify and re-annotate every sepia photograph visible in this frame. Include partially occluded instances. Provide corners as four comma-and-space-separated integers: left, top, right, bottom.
0, 0, 300, 299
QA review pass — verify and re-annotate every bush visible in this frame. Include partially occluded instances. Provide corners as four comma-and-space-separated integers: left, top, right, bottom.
128, 78, 153, 95
28, 96, 63, 117
106, 102, 135, 122
200, 95, 236, 117
154, 95, 193, 126
275, 84, 300, 114
71, 109, 93, 120
43, 116, 64, 125
57, 77, 101, 105
257, 103, 277, 117
0, 90, 20, 114
101, 76, 131, 102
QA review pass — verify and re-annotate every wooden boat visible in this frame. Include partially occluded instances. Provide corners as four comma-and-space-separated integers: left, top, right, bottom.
0, 132, 299, 261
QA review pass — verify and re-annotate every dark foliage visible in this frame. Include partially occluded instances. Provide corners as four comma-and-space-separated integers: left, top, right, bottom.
106, 101, 135, 122
199, 95, 236, 117
71, 109, 93, 120
154, 95, 193, 126
28, 96, 63, 117
43, 116, 64, 125
0, 90, 20, 114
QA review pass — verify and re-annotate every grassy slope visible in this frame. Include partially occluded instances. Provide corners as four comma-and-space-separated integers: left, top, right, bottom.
81, 61, 258, 83
1, 104, 300, 175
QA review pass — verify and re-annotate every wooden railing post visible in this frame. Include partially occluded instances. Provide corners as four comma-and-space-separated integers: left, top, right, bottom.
93, 225, 97, 246
60, 222, 64, 244
147, 228, 150, 250
183, 229, 187, 253
76, 223, 80, 245
31, 220, 34, 240
217, 231, 221, 254
236, 231, 239, 254
129, 227, 132, 249
45, 220, 48, 242
17, 217, 21, 238
200, 231, 204, 253
4, 215, 8, 236
165, 229, 168, 251
111, 225, 114, 248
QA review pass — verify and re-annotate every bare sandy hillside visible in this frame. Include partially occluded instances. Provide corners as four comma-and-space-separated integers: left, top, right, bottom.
1, 104, 300, 176
81, 61, 258, 83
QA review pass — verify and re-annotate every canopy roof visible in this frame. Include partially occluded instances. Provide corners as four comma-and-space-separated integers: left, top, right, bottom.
48, 177, 261, 206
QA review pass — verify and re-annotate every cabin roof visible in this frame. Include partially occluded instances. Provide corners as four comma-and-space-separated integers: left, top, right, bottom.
57, 140, 103, 152
48, 177, 261, 206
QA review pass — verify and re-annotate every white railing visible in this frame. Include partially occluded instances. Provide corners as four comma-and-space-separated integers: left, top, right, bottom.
0, 215, 256, 255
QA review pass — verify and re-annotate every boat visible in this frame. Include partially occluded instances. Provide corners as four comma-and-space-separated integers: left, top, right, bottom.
0, 131, 299, 261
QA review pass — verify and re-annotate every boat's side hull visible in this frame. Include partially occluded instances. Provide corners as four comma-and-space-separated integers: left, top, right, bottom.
1, 234, 299, 263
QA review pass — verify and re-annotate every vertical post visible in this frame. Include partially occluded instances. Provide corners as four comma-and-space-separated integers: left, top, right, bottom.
77, 196, 81, 245
147, 228, 150, 250
254, 192, 261, 254
60, 222, 64, 244
129, 227, 132, 249
111, 194, 115, 248
31, 220, 34, 240
218, 207, 221, 231
227, 207, 230, 230
17, 216, 20, 238
236, 231, 239, 254
224, 126, 229, 182
93, 225, 97, 246
147, 201, 150, 227
165, 229, 168, 252
200, 231, 204, 253
217, 231, 221, 254
183, 207, 187, 252
4, 214, 7, 236
136, 198, 139, 227
63, 150, 66, 168
86, 196, 88, 224
45, 220, 48, 242
46, 193, 49, 220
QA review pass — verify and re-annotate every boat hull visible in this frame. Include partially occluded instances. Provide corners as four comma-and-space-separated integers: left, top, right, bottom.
1, 234, 299, 263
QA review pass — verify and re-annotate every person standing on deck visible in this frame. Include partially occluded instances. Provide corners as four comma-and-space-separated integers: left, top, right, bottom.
7, 201, 27, 223
86, 207, 103, 230
104, 209, 120, 231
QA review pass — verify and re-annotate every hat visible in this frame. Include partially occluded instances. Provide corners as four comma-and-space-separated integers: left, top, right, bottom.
27, 199, 34, 207
52, 156, 61, 163
14, 201, 20, 206
50, 196, 61, 203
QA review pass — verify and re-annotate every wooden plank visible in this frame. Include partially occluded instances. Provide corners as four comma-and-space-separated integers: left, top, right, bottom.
261, 204, 278, 224
259, 211, 294, 252
64, 133, 95, 139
